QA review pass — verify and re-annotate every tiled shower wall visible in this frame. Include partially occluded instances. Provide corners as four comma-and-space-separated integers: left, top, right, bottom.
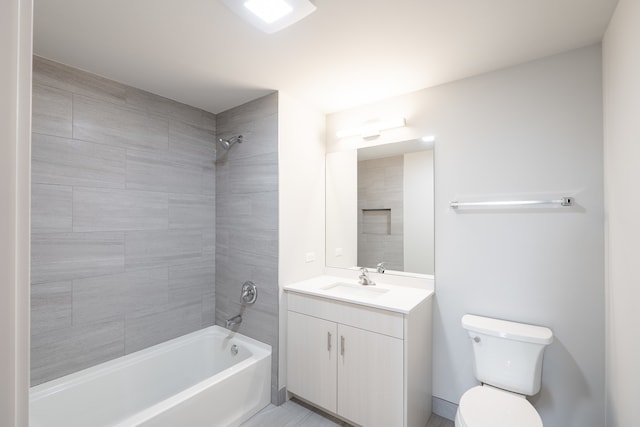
357, 155, 404, 271
214, 93, 280, 403
31, 57, 217, 385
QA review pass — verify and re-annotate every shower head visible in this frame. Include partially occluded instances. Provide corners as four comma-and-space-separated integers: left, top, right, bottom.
217, 135, 243, 151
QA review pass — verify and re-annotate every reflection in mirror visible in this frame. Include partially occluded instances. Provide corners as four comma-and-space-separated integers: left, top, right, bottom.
326, 139, 434, 276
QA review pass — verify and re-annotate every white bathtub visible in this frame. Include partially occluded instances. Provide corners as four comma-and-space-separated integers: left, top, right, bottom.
30, 326, 271, 427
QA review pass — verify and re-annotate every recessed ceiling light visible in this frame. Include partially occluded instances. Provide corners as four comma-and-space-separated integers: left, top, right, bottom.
244, 0, 293, 24
421, 135, 436, 143
222, 0, 316, 34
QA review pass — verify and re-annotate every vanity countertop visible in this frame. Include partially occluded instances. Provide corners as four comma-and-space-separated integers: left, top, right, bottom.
284, 275, 433, 314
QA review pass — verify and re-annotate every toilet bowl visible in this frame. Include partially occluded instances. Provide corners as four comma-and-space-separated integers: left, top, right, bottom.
455, 385, 542, 427
456, 314, 553, 427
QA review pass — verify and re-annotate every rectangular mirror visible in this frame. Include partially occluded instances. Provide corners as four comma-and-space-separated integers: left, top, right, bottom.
326, 139, 434, 276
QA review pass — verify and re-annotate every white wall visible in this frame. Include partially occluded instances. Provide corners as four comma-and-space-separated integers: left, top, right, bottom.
325, 150, 358, 269
404, 150, 434, 274
277, 92, 326, 395
0, 0, 32, 425
603, 1, 640, 426
326, 45, 604, 427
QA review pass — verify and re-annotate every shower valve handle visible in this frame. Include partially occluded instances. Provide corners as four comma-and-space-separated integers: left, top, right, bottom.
241, 281, 257, 304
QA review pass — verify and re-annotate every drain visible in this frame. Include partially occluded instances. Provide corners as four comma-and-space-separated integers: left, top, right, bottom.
231, 344, 239, 356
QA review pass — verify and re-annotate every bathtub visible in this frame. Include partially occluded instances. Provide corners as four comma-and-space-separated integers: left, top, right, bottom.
30, 326, 271, 427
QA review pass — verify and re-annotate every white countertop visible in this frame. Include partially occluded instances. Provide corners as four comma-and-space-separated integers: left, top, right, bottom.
284, 275, 434, 314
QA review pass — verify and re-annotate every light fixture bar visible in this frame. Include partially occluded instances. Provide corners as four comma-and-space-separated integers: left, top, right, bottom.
336, 117, 406, 139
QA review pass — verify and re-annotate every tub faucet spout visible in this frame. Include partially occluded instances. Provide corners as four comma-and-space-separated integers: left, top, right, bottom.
226, 314, 242, 328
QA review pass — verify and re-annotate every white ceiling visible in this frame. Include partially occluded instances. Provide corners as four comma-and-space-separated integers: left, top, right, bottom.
33, 0, 618, 114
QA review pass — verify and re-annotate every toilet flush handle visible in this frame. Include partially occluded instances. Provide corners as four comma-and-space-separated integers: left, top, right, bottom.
473, 336, 481, 343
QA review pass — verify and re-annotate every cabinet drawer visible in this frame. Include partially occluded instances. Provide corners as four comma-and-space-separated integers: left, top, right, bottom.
287, 292, 404, 339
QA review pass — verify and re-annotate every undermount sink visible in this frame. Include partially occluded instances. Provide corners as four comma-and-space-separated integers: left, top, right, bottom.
321, 282, 390, 299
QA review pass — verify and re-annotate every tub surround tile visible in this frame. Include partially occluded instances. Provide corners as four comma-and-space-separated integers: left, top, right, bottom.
31, 184, 73, 234
215, 93, 279, 403
31, 320, 125, 386
216, 190, 278, 230
32, 84, 73, 138
124, 303, 203, 353
31, 57, 218, 386
33, 56, 127, 106
125, 149, 207, 194
202, 166, 216, 196
169, 261, 215, 307
168, 193, 215, 230
168, 120, 216, 167
31, 232, 125, 284
202, 290, 216, 327
224, 152, 279, 194
73, 94, 169, 151
73, 267, 170, 324
124, 86, 173, 117
125, 230, 203, 271
217, 113, 279, 161
73, 187, 169, 232
203, 228, 216, 259
216, 93, 277, 137
32, 133, 126, 189
31, 281, 72, 334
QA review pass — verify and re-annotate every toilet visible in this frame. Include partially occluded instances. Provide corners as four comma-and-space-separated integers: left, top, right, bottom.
455, 314, 553, 427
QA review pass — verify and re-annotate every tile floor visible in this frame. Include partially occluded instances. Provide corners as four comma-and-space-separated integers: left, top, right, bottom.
240, 399, 455, 427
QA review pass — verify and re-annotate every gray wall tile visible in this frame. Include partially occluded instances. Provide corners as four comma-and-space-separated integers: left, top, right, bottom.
73, 187, 168, 232
215, 93, 280, 403
73, 94, 169, 151
31, 184, 72, 233
32, 133, 126, 189
228, 152, 279, 194
202, 166, 216, 196
169, 193, 214, 230
31, 232, 125, 284
168, 120, 216, 167
33, 56, 127, 105
125, 230, 202, 270
169, 260, 215, 307
124, 303, 203, 353
31, 58, 218, 385
31, 281, 72, 334
31, 320, 125, 386
125, 149, 207, 194
73, 267, 170, 324
32, 84, 72, 138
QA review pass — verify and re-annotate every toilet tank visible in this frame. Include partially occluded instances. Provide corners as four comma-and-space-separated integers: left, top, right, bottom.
462, 314, 553, 396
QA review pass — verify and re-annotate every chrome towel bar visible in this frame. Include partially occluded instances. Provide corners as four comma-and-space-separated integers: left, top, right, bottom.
450, 197, 574, 209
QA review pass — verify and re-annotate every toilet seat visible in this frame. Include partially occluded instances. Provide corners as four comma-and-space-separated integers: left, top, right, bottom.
456, 385, 543, 427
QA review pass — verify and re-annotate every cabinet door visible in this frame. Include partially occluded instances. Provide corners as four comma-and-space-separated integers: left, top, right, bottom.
337, 324, 404, 427
287, 311, 338, 413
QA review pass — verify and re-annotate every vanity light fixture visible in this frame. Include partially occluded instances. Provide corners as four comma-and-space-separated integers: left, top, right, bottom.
336, 117, 406, 139
222, 0, 317, 34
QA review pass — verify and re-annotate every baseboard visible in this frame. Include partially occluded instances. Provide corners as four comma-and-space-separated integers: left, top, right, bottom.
432, 396, 458, 421
276, 386, 288, 406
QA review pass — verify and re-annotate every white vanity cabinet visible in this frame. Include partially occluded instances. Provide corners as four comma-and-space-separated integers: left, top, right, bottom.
286, 288, 432, 427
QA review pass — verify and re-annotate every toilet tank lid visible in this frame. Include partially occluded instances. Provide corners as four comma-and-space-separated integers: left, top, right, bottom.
462, 315, 553, 345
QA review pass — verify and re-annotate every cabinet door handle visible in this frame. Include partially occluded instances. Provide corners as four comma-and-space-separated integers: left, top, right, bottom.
327, 332, 332, 351
340, 335, 345, 356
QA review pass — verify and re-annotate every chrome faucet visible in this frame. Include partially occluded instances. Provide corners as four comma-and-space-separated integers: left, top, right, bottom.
376, 262, 386, 274
358, 267, 376, 286
225, 314, 242, 328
